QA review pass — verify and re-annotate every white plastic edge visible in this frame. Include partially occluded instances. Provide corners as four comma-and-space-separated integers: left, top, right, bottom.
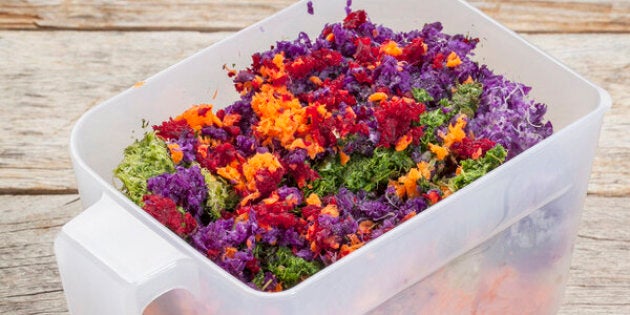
65, 0, 614, 300
55, 193, 200, 314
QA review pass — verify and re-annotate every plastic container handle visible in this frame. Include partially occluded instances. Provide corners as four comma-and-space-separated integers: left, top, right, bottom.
55, 193, 200, 315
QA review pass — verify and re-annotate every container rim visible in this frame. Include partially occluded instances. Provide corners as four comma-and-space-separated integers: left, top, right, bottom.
68, 0, 613, 299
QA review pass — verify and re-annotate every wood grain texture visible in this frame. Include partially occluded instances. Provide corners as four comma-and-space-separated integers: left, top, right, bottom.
0, 30, 232, 193
0, 0, 295, 31
1, 31, 628, 195
1, 1, 628, 313
1, 0, 628, 33
1, 195, 627, 314
0, 195, 81, 315
521, 33, 630, 197
560, 196, 630, 314
469, 0, 630, 33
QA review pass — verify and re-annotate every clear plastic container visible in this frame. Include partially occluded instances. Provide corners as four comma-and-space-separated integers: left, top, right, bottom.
55, 0, 611, 314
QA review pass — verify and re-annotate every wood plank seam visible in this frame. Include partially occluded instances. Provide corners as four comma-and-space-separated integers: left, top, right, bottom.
0, 1, 628, 33
3, 27, 629, 35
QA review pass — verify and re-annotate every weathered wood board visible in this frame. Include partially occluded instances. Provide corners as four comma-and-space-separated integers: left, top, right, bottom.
1, 0, 628, 33
1, 0, 628, 314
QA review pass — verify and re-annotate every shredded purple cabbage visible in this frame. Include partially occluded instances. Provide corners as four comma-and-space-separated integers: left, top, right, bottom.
147, 165, 208, 221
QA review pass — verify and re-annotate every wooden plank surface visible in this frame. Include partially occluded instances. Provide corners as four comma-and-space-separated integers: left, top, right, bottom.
1, 0, 628, 314
1, 194, 627, 314
1, 0, 628, 33
1, 31, 628, 195
0, 31, 232, 194
0, 0, 295, 31
471, 0, 630, 33
0, 195, 80, 315
519, 33, 630, 197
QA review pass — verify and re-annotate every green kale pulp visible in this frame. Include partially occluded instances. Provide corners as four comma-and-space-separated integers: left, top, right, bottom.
254, 246, 322, 290
200, 166, 239, 219
418, 108, 449, 146
114, 132, 174, 205
450, 144, 507, 190
411, 87, 434, 104
306, 148, 415, 196
343, 149, 414, 192
252, 271, 269, 291
304, 156, 345, 197
450, 82, 483, 118
418, 82, 483, 147
268, 247, 321, 289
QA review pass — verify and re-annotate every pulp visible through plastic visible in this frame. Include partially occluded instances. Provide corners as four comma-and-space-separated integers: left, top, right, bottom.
55, 0, 611, 314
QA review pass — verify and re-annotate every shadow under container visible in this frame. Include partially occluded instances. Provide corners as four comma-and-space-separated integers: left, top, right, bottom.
54, 0, 611, 314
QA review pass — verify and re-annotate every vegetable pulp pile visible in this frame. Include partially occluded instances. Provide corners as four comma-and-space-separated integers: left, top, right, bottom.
115, 9, 552, 292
